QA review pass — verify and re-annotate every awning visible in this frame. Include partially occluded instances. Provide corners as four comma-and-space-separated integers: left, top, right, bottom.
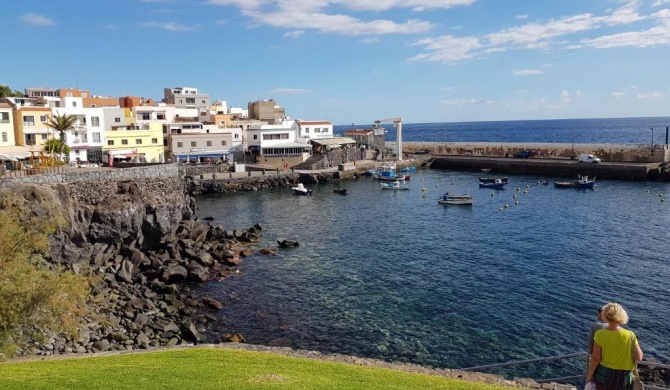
310, 137, 357, 147
0, 153, 18, 162
174, 151, 232, 158
0, 145, 34, 159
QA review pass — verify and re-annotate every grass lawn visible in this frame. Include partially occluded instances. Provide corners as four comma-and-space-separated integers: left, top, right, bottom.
0, 347, 512, 390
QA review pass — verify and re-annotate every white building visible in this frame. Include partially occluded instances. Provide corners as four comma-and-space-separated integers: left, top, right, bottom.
247, 118, 312, 159
165, 121, 242, 163
296, 120, 334, 141
53, 97, 107, 163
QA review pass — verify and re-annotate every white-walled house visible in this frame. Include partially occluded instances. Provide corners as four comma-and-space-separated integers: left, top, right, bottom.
165, 122, 243, 163
296, 120, 333, 141
53, 99, 107, 163
247, 118, 312, 160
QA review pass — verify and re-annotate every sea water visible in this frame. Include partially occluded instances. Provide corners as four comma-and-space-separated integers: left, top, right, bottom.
196, 167, 670, 380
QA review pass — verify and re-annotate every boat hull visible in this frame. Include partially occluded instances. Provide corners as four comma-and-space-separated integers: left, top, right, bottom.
438, 194, 473, 205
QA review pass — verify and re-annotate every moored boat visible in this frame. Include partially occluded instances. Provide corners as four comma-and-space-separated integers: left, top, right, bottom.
373, 163, 409, 181
292, 183, 313, 196
554, 175, 595, 189
380, 180, 409, 190
438, 193, 473, 205
479, 178, 507, 189
333, 188, 348, 195
400, 166, 417, 172
479, 176, 508, 184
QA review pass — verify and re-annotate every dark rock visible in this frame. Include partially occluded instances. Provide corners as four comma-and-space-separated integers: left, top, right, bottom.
202, 296, 224, 310
181, 321, 206, 344
161, 264, 188, 283
221, 333, 246, 343
277, 240, 299, 248
116, 260, 134, 283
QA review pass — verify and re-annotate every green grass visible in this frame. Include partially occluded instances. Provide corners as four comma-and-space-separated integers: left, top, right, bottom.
0, 347, 511, 390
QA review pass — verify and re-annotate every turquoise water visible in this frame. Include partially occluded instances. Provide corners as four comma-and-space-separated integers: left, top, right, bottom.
196, 170, 670, 380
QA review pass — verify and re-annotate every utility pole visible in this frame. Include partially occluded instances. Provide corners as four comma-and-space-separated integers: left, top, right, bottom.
572, 127, 575, 155
651, 127, 654, 156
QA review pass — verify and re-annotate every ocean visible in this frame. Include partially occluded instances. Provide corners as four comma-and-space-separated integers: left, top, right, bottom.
335, 117, 670, 145
196, 117, 670, 382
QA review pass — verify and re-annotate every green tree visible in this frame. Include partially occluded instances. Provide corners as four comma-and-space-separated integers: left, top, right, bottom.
0, 190, 90, 358
0, 85, 23, 98
43, 138, 70, 159
44, 113, 78, 162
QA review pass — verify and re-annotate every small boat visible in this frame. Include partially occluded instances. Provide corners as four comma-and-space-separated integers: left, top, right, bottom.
373, 163, 409, 181
365, 169, 376, 176
479, 178, 507, 189
399, 166, 417, 172
333, 188, 348, 195
292, 183, 313, 196
481, 168, 492, 173
412, 149, 430, 155
438, 193, 473, 205
380, 181, 409, 190
554, 175, 596, 189
479, 177, 508, 184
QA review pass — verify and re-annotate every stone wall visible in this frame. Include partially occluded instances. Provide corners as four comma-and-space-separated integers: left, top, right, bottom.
0, 163, 181, 190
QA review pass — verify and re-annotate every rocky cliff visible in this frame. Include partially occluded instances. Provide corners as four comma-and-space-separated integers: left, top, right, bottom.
8, 177, 260, 356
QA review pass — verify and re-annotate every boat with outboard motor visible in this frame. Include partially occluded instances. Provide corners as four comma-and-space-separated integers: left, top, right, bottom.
292, 183, 313, 195
373, 162, 410, 181
554, 175, 595, 189
380, 180, 409, 190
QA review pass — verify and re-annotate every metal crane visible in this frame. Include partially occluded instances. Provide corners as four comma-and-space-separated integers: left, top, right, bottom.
375, 117, 403, 160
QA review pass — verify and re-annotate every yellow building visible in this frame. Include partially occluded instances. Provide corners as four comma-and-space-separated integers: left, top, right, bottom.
103, 122, 165, 163
13, 106, 54, 147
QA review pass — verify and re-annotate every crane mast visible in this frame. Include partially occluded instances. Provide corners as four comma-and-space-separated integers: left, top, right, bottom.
375, 117, 403, 160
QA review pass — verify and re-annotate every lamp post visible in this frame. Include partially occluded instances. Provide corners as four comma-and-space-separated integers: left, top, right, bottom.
651, 127, 654, 156
572, 127, 575, 155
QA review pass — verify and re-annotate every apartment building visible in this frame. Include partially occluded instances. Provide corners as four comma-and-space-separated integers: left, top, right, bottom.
247, 118, 311, 161
0, 103, 16, 147
248, 99, 285, 123
103, 122, 164, 164
296, 120, 333, 140
165, 121, 242, 163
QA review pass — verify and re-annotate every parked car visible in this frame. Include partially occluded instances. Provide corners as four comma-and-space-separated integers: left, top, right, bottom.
513, 150, 535, 158
578, 154, 601, 163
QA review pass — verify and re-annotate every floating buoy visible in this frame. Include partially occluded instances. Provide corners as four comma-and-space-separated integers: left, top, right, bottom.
422, 179, 425, 182
422, 187, 427, 191
516, 187, 521, 191
515, 200, 520, 205
504, 204, 509, 208
441, 179, 444, 181
491, 193, 495, 197
499, 207, 503, 211
524, 190, 528, 194
662, 198, 666, 203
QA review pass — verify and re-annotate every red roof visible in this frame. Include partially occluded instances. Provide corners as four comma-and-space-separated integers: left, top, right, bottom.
344, 130, 373, 135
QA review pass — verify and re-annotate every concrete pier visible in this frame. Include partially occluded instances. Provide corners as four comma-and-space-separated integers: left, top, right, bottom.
428, 156, 665, 181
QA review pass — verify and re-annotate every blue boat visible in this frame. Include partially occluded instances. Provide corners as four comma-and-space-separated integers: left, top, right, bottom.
372, 163, 410, 182
554, 175, 595, 189
365, 169, 377, 176
479, 178, 507, 189
400, 166, 417, 172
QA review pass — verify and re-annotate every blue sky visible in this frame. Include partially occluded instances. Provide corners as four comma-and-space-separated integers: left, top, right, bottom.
2, 0, 669, 125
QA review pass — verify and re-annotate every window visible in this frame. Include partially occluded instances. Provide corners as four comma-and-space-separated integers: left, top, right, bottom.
136, 139, 142, 145
72, 101, 77, 107
91, 104, 96, 108
107, 140, 114, 146
201, 100, 206, 104
206, 141, 212, 146
157, 114, 166, 120
122, 139, 128, 145
178, 100, 183, 104
115, 117, 120, 123
1, 132, 7, 142
66, 92, 73, 97
91, 117, 100, 127
92, 132, 101, 142
0, 112, 9, 123
151, 138, 158, 144
163, 139, 168, 146
190, 141, 197, 147
253, 135, 258, 140
305, 128, 310, 133
177, 142, 183, 148
40, 115, 47, 123
41, 134, 48, 140
82, 93, 88, 98
23, 115, 35, 126
140, 113, 151, 120
221, 140, 227, 146
75, 150, 80, 154
234, 134, 239, 139
186, 98, 195, 104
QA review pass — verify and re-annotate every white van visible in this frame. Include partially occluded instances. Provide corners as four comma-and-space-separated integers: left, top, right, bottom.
578, 154, 601, 163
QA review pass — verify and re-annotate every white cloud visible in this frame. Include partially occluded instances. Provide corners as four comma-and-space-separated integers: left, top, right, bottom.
611, 91, 627, 98
284, 30, 305, 38
560, 90, 571, 103
140, 21, 195, 31
652, 0, 670, 5
268, 88, 311, 94
516, 14, 528, 20
409, 35, 481, 62
20, 13, 55, 26
440, 98, 495, 105
637, 91, 664, 99
512, 69, 543, 75
360, 37, 381, 44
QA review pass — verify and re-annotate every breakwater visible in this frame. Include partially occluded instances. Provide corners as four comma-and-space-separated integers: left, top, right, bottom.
428, 156, 668, 181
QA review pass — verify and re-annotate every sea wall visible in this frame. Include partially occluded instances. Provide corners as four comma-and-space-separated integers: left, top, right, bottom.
399, 142, 670, 163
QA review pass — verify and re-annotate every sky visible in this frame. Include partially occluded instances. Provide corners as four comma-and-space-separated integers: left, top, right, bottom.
1, 0, 669, 125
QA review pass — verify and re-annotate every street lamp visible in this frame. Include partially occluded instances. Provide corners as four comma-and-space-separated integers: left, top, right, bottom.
651, 127, 654, 156
572, 127, 575, 155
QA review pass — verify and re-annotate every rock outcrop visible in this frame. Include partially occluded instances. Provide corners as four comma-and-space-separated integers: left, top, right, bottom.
6, 178, 258, 356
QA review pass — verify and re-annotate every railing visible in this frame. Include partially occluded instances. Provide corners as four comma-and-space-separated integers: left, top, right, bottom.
461, 352, 669, 388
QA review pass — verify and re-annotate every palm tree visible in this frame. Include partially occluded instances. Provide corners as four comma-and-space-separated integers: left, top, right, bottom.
44, 113, 78, 162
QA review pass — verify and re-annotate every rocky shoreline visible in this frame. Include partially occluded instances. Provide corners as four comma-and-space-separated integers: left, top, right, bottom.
10, 178, 275, 356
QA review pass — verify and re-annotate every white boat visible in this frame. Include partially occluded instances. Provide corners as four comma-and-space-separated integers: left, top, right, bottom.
292, 183, 313, 196
380, 180, 409, 191
438, 193, 473, 205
